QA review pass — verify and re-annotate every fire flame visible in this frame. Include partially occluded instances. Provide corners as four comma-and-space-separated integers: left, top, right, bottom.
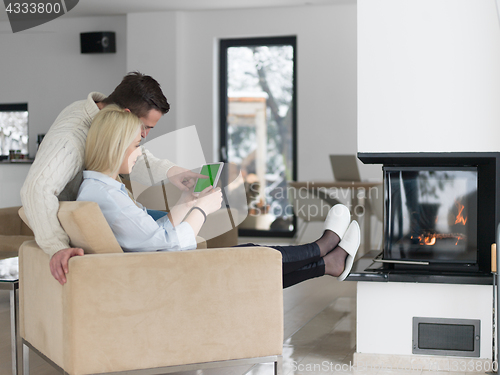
412, 232, 466, 246
409, 200, 469, 246
423, 235, 436, 246
454, 200, 467, 225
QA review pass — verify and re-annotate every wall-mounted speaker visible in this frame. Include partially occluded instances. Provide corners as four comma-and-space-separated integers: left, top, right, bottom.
80, 32, 116, 54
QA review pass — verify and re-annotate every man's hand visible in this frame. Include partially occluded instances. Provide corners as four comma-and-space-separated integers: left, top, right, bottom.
49, 247, 84, 285
167, 166, 207, 191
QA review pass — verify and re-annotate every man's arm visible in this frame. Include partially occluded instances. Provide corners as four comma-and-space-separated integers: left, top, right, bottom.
129, 147, 175, 186
21, 137, 83, 254
21, 136, 85, 284
130, 147, 206, 192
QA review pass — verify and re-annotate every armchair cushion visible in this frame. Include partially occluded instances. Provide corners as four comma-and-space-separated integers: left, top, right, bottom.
56, 201, 123, 254
19, 202, 123, 254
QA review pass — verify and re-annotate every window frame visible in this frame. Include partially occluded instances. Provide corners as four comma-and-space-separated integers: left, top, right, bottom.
219, 36, 298, 238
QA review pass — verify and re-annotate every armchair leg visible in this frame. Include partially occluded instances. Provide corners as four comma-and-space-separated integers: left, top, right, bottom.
22, 343, 29, 375
274, 356, 283, 375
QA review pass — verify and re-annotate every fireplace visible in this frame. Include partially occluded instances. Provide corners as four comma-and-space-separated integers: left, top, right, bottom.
359, 152, 500, 275
385, 166, 477, 270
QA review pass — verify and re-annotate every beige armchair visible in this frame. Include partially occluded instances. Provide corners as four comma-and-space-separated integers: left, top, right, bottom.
0, 206, 34, 260
19, 201, 283, 375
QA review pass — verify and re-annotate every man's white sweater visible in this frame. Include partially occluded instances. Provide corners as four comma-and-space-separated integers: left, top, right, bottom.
20, 92, 174, 257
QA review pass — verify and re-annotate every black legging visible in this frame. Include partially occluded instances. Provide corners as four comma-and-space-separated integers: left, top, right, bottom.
236, 242, 325, 288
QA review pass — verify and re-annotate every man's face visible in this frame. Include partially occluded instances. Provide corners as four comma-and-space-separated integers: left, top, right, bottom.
140, 109, 162, 138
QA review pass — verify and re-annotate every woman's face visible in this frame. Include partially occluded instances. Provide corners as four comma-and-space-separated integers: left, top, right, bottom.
119, 131, 142, 175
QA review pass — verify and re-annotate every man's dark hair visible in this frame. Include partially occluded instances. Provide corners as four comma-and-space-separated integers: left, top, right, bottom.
102, 72, 170, 118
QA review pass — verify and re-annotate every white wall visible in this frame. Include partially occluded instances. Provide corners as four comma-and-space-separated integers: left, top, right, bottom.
0, 4, 362, 233
0, 164, 31, 208
126, 3, 360, 181
0, 15, 127, 158
357, 282, 492, 358
126, 12, 179, 138
358, 0, 500, 153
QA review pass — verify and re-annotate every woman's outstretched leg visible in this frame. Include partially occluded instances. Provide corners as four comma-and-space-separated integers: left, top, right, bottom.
276, 203, 352, 273
323, 246, 349, 277
282, 259, 325, 288
238, 204, 352, 275
282, 246, 347, 288
282, 220, 361, 287
327, 220, 361, 281
315, 229, 341, 257
237, 204, 360, 287
237, 242, 323, 274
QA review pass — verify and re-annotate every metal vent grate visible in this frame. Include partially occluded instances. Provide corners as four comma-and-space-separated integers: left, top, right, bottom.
413, 317, 480, 357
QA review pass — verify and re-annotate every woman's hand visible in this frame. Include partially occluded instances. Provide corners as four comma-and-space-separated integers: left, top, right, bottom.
176, 187, 197, 208
168, 187, 198, 227
196, 186, 223, 215
181, 187, 223, 236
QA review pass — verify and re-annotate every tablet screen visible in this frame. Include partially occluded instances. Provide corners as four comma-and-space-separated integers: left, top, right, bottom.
194, 164, 222, 193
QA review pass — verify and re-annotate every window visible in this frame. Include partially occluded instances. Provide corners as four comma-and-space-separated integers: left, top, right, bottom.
0, 103, 28, 157
220, 36, 297, 237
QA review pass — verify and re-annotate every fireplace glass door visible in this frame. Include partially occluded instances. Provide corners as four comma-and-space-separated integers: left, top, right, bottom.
384, 167, 478, 264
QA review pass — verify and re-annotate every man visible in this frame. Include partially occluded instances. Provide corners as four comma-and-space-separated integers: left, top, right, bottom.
21, 72, 202, 285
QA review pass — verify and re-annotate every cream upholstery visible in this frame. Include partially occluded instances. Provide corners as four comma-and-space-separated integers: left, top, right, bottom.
56, 201, 123, 254
19, 201, 283, 375
0, 206, 34, 259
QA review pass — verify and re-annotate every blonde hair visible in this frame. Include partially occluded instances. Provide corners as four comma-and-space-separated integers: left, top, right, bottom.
85, 105, 141, 176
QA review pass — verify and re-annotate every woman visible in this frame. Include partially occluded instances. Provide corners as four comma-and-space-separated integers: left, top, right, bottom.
77, 106, 360, 288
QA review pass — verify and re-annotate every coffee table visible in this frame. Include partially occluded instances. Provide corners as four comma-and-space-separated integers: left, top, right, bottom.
0, 257, 19, 375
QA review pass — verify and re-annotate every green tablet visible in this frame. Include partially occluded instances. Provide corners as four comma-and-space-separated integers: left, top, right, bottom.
194, 162, 224, 194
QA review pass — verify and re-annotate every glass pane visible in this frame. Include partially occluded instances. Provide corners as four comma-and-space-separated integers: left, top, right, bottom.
0, 111, 28, 156
384, 168, 478, 263
226, 44, 294, 233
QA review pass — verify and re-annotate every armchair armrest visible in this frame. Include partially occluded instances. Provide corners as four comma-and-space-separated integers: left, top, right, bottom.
20, 242, 283, 375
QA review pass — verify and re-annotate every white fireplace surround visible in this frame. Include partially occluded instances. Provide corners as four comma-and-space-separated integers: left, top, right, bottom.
356, 0, 499, 365
357, 282, 492, 358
